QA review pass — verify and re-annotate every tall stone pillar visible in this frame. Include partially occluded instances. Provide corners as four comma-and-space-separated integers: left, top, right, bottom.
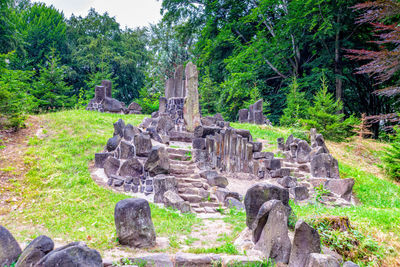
95, 86, 106, 102
183, 62, 202, 132
101, 80, 112, 98
174, 65, 184, 98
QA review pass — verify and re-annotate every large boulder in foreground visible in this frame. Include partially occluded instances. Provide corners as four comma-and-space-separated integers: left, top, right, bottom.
0, 225, 21, 267
244, 183, 289, 229
145, 146, 170, 176
16, 235, 54, 267
289, 220, 321, 267
114, 198, 156, 248
35, 242, 102, 267
254, 201, 291, 264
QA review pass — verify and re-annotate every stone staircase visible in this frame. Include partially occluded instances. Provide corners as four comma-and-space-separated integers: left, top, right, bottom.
167, 147, 221, 213
281, 159, 311, 179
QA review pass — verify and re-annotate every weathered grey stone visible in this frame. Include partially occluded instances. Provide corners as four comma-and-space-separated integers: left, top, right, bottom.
199, 170, 218, 179
163, 190, 191, 213
277, 137, 285, 151
159, 97, 168, 114
289, 220, 321, 267
104, 157, 120, 178
94, 153, 112, 168
123, 124, 140, 141
16, 235, 54, 267
277, 176, 298, 188
140, 117, 153, 129
239, 109, 249, 123
119, 158, 143, 178
0, 225, 22, 267
265, 159, 281, 170
214, 188, 241, 203
156, 115, 174, 135
113, 176, 124, 187
297, 140, 312, 163
104, 97, 123, 113
153, 175, 177, 203
254, 110, 264, 125
192, 138, 206, 150
290, 186, 309, 201
114, 198, 156, 248
286, 134, 294, 150
101, 80, 112, 98
225, 197, 244, 210
271, 168, 291, 178
119, 141, 135, 159
144, 146, 170, 176
175, 253, 221, 267
324, 179, 354, 201
35, 242, 102, 267
152, 111, 159, 118
306, 253, 340, 267
343, 261, 359, 267
128, 102, 142, 113
234, 129, 252, 140
106, 135, 121, 152
255, 201, 291, 264
134, 133, 152, 157
169, 131, 194, 142
128, 253, 173, 267
244, 183, 289, 229
194, 126, 221, 138
251, 142, 263, 153
183, 62, 201, 132
94, 85, 106, 102
207, 175, 228, 188
253, 152, 274, 160
310, 153, 340, 178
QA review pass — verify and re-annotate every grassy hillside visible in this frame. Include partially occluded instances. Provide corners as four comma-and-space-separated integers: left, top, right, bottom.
0, 110, 399, 266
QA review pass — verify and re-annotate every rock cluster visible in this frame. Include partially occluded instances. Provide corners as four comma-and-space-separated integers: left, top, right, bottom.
0, 225, 102, 267
238, 99, 271, 125
86, 80, 142, 114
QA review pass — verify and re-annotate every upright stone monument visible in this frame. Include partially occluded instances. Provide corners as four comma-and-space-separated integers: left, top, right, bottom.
237, 99, 270, 125
183, 62, 202, 132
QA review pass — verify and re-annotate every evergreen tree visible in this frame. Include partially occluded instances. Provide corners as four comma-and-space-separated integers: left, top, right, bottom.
280, 77, 309, 127
301, 74, 357, 141
32, 49, 74, 112
382, 127, 400, 181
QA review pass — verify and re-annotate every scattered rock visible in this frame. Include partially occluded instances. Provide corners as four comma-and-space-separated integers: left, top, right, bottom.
153, 175, 177, 203
113, 119, 126, 137
290, 186, 309, 201
163, 190, 191, 213
16, 235, 54, 267
277, 176, 297, 188
175, 253, 221, 267
225, 197, 244, 210
128, 253, 173, 267
310, 153, 340, 179
35, 242, 102, 267
94, 152, 112, 168
207, 175, 228, 188
123, 124, 141, 141
119, 141, 136, 159
324, 179, 354, 201
255, 201, 291, 264
0, 225, 22, 267
135, 133, 152, 157
306, 253, 340, 267
106, 135, 121, 152
343, 261, 360, 267
119, 158, 143, 178
145, 146, 170, 176
114, 198, 156, 248
103, 157, 120, 178
244, 183, 289, 229
289, 220, 321, 267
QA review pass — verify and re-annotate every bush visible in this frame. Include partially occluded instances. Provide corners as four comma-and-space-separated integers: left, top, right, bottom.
382, 127, 400, 181
301, 74, 357, 141
134, 87, 159, 115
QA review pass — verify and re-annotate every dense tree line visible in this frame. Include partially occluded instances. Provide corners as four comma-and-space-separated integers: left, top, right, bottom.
1, 0, 399, 135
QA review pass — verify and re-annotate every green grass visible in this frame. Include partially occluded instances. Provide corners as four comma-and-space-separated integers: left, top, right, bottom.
4, 110, 200, 251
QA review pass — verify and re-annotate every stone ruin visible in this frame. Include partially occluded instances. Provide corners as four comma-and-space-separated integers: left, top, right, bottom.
92, 61, 355, 215
86, 80, 142, 114
238, 99, 270, 125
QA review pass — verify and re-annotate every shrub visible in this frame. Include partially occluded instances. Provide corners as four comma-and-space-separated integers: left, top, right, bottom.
134, 87, 160, 115
382, 126, 400, 181
301, 74, 358, 141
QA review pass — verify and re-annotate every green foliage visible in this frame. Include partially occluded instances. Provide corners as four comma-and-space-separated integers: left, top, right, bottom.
301, 75, 358, 141
199, 67, 218, 115
0, 52, 34, 129
134, 87, 160, 115
314, 184, 331, 203
280, 77, 310, 127
31, 49, 74, 112
382, 127, 400, 181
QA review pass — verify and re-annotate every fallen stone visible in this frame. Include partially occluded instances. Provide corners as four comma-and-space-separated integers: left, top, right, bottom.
214, 188, 241, 202
289, 220, 321, 267
145, 146, 170, 176
128, 102, 142, 112
306, 253, 340, 267
244, 183, 289, 229
277, 176, 297, 188
297, 140, 312, 163
310, 153, 340, 179
290, 186, 310, 201
104, 97, 123, 113
135, 133, 152, 157
324, 179, 354, 201
123, 124, 141, 141
225, 197, 245, 210
199, 170, 218, 180
265, 159, 281, 170
16, 235, 54, 267
35, 242, 102, 267
207, 175, 228, 188
255, 201, 291, 264
94, 152, 112, 168
163, 190, 191, 213
114, 198, 156, 248
119, 141, 136, 159
140, 117, 153, 129
119, 158, 143, 178
104, 157, 120, 178
128, 253, 173, 267
175, 253, 221, 267
253, 152, 274, 160
156, 115, 175, 135
192, 138, 206, 150
113, 119, 126, 137
153, 175, 177, 203
251, 142, 263, 153
343, 261, 360, 267
106, 135, 121, 152
0, 225, 22, 267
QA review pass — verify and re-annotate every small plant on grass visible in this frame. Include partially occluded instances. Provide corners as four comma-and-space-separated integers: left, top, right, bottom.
381, 126, 400, 181
314, 184, 331, 203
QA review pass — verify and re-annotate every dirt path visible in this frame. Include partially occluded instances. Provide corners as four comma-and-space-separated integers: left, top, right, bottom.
0, 116, 41, 216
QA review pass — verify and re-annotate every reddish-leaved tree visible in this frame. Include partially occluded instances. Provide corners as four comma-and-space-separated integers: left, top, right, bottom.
346, 0, 400, 97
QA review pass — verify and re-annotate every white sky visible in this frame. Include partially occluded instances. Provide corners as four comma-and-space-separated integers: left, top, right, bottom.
32, 0, 163, 29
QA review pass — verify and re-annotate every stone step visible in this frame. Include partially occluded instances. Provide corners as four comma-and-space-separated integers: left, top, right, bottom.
169, 131, 194, 143
167, 147, 192, 155
170, 168, 195, 175
168, 153, 192, 161
170, 164, 196, 170
191, 207, 206, 213
200, 202, 221, 208
170, 159, 194, 165
180, 194, 204, 203
176, 177, 207, 184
